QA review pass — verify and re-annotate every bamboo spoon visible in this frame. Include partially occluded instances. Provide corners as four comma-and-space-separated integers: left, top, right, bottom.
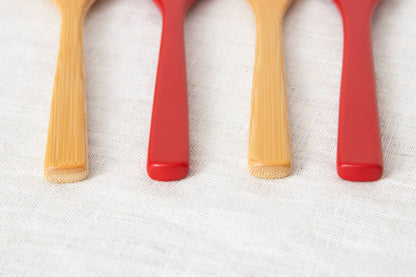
44, 0, 96, 183
334, 0, 383, 181
247, 0, 293, 179
147, 0, 197, 181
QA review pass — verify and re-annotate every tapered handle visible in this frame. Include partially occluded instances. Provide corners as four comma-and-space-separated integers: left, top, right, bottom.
147, 6, 189, 181
44, 9, 88, 183
336, 4, 383, 181
248, 9, 291, 179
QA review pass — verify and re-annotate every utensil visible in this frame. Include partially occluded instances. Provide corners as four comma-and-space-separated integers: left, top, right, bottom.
247, 0, 293, 179
334, 0, 383, 181
147, 0, 196, 181
44, 0, 96, 183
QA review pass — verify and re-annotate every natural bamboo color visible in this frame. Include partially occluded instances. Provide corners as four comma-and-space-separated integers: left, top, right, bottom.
247, 0, 293, 179
44, 0, 96, 183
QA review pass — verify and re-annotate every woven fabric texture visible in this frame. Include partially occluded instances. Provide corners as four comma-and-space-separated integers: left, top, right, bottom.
1, 0, 415, 275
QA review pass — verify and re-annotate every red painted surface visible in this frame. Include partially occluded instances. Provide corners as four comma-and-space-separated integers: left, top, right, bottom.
334, 0, 383, 181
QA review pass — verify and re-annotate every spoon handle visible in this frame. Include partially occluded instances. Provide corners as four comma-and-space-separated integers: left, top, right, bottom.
44, 9, 88, 183
147, 6, 189, 181
248, 7, 291, 179
336, 3, 383, 181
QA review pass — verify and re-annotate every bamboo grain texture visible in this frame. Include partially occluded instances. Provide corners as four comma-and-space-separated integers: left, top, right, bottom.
248, 0, 293, 179
44, 0, 95, 183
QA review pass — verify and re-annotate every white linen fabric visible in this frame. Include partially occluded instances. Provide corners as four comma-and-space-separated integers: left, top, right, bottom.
1, 0, 415, 275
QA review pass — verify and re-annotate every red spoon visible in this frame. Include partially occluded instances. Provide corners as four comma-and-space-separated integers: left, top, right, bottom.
334, 0, 383, 181
147, 0, 196, 181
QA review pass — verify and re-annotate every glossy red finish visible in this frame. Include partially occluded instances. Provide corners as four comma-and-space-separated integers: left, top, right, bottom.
334, 0, 383, 182
147, 0, 196, 181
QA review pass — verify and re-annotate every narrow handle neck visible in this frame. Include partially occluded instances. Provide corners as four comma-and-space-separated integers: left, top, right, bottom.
161, 9, 186, 56
255, 14, 284, 71
59, 10, 84, 67
342, 10, 373, 68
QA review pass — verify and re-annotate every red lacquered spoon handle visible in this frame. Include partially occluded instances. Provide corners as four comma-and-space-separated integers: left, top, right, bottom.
147, 5, 189, 181
336, 2, 383, 181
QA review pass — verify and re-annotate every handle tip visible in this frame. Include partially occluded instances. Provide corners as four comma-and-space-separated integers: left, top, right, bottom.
44, 166, 88, 183
248, 161, 291, 179
337, 162, 383, 182
147, 161, 189, 181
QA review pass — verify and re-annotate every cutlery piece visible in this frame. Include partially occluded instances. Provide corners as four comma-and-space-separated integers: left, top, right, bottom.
334, 0, 383, 181
247, 0, 293, 179
147, 0, 196, 181
44, 0, 96, 183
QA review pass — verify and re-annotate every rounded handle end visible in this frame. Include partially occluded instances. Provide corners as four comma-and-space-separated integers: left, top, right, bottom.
44, 166, 88, 183
147, 161, 189, 182
337, 162, 383, 182
248, 161, 291, 179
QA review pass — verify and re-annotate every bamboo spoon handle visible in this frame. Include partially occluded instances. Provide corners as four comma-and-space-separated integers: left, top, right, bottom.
335, 1, 383, 181
147, 5, 189, 181
44, 8, 88, 183
248, 6, 291, 179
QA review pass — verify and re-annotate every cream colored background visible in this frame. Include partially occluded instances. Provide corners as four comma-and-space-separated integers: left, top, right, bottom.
1, 0, 415, 275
